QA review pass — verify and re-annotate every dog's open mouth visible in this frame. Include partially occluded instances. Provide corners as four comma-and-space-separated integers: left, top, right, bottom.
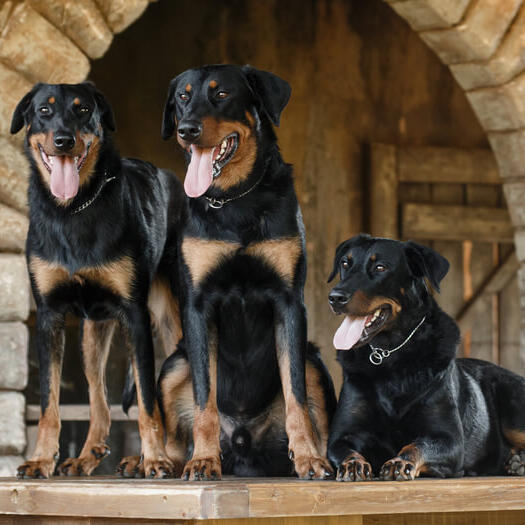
184, 133, 239, 198
333, 305, 391, 350
38, 143, 90, 201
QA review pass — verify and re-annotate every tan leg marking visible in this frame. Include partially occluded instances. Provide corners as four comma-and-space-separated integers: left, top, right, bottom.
29, 256, 70, 296
246, 237, 302, 285
305, 362, 330, 456
504, 429, 525, 450
58, 320, 116, 476
182, 237, 239, 286
277, 353, 332, 479
148, 277, 183, 356
380, 443, 426, 481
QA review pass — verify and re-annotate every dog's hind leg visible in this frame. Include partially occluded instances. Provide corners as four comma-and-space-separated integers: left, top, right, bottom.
58, 320, 116, 476
17, 309, 65, 479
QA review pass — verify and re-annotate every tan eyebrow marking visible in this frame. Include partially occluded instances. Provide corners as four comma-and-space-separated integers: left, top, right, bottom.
209, 80, 218, 89
185, 84, 192, 93
48, 96, 55, 104
73, 97, 80, 105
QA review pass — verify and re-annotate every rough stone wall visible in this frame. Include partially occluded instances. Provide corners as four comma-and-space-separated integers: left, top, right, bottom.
384, 0, 525, 383
0, 0, 153, 477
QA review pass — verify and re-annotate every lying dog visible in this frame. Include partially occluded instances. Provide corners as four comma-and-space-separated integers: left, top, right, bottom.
327, 234, 525, 481
11, 82, 184, 478
158, 64, 336, 479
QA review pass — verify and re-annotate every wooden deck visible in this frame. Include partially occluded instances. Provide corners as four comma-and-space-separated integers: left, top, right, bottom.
1, 476, 525, 524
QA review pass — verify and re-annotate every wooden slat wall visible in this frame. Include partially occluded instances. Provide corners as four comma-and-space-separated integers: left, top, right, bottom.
369, 144, 521, 371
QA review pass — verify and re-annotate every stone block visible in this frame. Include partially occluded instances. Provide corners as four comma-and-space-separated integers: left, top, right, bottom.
467, 71, 525, 131
0, 254, 30, 322
0, 63, 32, 139
0, 204, 28, 253
451, 5, 525, 89
94, 0, 148, 33
0, 2, 90, 84
29, 0, 113, 59
389, 0, 470, 31
488, 130, 525, 178
0, 456, 23, 477
0, 392, 25, 455
0, 136, 29, 215
420, 0, 522, 64
0, 322, 28, 391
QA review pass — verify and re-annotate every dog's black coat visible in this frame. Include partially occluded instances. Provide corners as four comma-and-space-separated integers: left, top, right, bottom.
11, 83, 184, 478
159, 65, 336, 479
327, 234, 525, 480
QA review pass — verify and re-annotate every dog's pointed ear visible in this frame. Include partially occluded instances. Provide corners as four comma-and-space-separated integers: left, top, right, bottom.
404, 241, 449, 292
328, 239, 352, 283
242, 66, 291, 127
10, 83, 42, 134
162, 78, 178, 140
86, 84, 116, 132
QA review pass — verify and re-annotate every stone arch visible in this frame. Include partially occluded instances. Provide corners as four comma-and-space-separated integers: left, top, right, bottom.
0, 0, 524, 353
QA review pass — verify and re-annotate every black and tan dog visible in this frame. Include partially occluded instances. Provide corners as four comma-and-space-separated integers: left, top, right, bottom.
157, 65, 336, 479
327, 234, 525, 481
11, 82, 184, 478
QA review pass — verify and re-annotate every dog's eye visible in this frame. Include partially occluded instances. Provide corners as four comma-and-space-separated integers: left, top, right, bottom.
341, 260, 350, 270
39, 106, 50, 115
79, 106, 90, 114
217, 91, 229, 99
374, 264, 387, 272
179, 93, 190, 101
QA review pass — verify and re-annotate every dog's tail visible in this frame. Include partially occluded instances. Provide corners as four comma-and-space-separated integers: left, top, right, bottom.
122, 360, 136, 414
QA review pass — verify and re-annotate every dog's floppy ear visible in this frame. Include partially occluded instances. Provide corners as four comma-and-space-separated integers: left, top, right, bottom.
242, 66, 291, 127
327, 239, 353, 283
10, 83, 42, 134
404, 241, 449, 292
84, 83, 116, 132
162, 78, 178, 140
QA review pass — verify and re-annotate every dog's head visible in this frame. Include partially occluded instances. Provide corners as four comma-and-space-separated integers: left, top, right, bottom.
327, 234, 449, 350
162, 64, 291, 198
10, 82, 115, 204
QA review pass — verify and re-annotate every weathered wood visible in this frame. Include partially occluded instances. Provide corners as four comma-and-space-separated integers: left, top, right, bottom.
1, 478, 525, 520
26, 404, 138, 422
369, 144, 398, 238
402, 204, 513, 242
456, 251, 519, 331
398, 147, 500, 185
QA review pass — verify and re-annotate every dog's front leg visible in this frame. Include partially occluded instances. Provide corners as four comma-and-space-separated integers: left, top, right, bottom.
181, 306, 221, 480
17, 308, 65, 478
122, 304, 173, 478
275, 297, 333, 479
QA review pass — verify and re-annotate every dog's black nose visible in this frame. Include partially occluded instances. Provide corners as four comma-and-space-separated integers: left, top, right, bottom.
54, 133, 76, 152
177, 120, 202, 142
329, 291, 349, 308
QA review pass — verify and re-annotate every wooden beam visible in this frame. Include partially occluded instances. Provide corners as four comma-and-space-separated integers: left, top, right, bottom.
457, 251, 519, 331
402, 204, 514, 242
369, 144, 398, 238
26, 404, 138, 422
398, 146, 500, 185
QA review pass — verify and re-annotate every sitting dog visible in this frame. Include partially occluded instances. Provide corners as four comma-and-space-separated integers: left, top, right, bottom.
327, 234, 525, 481
11, 82, 184, 478
157, 65, 336, 479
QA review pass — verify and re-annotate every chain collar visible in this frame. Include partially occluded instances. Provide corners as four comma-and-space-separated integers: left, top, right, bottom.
71, 174, 116, 215
203, 170, 267, 209
368, 316, 426, 366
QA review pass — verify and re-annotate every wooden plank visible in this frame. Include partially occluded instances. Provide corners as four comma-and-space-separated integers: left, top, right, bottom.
369, 144, 398, 238
365, 510, 525, 525
398, 147, 500, 185
26, 405, 139, 422
402, 204, 513, 243
456, 252, 519, 332
2, 478, 525, 520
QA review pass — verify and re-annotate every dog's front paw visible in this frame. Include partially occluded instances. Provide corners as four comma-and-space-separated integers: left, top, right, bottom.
142, 456, 174, 479
182, 456, 221, 481
58, 444, 110, 476
17, 458, 57, 479
336, 455, 372, 482
291, 452, 333, 480
116, 455, 144, 478
380, 457, 418, 481
506, 450, 525, 476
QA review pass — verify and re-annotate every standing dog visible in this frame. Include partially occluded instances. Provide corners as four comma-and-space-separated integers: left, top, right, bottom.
158, 65, 335, 479
327, 234, 525, 481
11, 83, 183, 478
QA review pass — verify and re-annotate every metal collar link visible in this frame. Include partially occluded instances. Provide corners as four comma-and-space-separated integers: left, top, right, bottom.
71, 174, 116, 215
204, 171, 266, 209
369, 316, 426, 366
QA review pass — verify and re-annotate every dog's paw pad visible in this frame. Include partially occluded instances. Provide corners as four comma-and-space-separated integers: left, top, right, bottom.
506, 450, 525, 476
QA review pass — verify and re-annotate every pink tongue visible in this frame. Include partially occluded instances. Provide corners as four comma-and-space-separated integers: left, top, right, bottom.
184, 145, 215, 198
333, 316, 368, 350
50, 156, 79, 200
